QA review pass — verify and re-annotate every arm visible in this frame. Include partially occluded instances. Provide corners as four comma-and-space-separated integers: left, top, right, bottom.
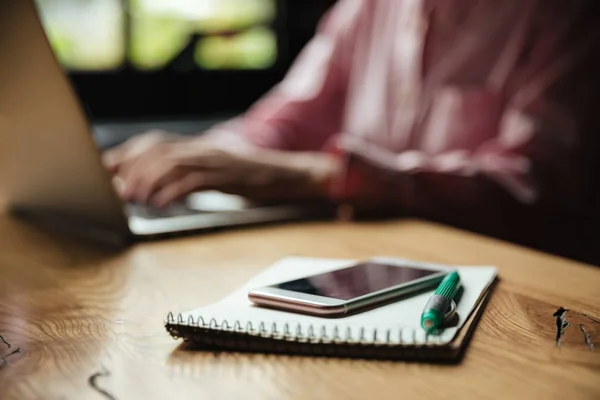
101, 0, 364, 205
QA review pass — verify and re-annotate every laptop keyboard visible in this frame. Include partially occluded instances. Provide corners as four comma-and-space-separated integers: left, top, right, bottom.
127, 203, 206, 220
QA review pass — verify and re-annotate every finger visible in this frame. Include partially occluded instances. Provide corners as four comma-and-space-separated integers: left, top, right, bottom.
135, 159, 186, 204
119, 146, 170, 201
102, 141, 151, 174
119, 139, 220, 203
111, 176, 127, 197
102, 147, 128, 173
102, 130, 177, 173
150, 172, 228, 207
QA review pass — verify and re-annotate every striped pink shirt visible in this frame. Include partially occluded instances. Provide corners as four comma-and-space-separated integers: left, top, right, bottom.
212, 0, 599, 226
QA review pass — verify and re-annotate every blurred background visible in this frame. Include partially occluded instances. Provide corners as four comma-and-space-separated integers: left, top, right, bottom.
35, 0, 337, 122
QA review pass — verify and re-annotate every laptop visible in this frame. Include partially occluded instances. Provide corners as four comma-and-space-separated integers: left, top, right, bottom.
0, 0, 329, 243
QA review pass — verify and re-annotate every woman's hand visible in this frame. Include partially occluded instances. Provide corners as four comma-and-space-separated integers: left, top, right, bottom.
102, 132, 341, 207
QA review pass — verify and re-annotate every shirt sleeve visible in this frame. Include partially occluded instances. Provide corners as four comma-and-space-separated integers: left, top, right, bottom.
206, 0, 365, 152
330, 7, 600, 228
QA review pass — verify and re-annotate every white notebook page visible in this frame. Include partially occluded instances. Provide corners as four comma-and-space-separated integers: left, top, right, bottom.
179, 257, 497, 346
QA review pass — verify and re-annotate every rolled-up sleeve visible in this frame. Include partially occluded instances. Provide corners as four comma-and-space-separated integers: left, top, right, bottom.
329, 8, 600, 225
207, 0, 365, 152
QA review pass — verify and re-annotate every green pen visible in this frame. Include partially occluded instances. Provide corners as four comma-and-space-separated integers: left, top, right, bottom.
420, 271, 461, 333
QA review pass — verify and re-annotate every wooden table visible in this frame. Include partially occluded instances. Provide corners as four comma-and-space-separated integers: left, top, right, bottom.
0, 215, 599, 400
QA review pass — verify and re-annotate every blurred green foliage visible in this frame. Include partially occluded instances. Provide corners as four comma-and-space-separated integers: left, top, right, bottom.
36, 0, 125, 70
36, 0, 277, 71
195, 27, 277, 70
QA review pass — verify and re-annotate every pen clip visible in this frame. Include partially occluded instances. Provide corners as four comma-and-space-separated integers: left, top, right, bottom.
443, 300, 457, 323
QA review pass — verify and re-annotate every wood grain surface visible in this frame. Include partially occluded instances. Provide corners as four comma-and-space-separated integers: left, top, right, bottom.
0, 215, 599, 400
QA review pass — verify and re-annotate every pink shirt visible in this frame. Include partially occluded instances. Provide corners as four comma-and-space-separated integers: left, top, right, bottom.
212, 0, 599, 226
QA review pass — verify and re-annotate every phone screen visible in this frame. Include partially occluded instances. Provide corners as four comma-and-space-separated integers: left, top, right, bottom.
272, 262, 441, 300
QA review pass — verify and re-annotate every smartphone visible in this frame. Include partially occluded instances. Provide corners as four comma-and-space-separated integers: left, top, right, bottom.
248, 259, 451, 317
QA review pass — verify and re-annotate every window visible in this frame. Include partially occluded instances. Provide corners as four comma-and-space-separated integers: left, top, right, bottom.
35, 0, 125, 70
35, 0, 278, 72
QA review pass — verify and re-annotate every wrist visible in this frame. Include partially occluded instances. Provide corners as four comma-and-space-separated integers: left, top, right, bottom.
287, 152, 342, 198
257, 150, 342, 199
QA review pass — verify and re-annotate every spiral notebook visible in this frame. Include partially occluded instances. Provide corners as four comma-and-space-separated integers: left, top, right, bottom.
166, 257, 497, 362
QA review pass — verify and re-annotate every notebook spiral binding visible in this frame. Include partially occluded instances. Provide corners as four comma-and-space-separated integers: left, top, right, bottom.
164, 312, 439, 347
